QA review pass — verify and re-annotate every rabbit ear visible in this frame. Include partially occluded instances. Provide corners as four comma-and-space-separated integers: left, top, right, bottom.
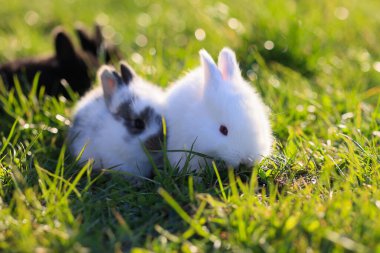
94, 23, 104, 47
99, 66, 124, 106
120, 61, 135, 84
54, 28, 77, 63
199, 49, 222, 85
217, 47, 240, 80
75, 23, 96, 55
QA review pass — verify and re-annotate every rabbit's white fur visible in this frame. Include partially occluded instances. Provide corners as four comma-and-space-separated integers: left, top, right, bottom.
165, 48, 273, 171
68, 63, 164, 177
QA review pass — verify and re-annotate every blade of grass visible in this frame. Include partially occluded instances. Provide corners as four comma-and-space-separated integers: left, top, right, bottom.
212, 161, 227, 201
158, 187, 211, 240
0, 120, 18, 156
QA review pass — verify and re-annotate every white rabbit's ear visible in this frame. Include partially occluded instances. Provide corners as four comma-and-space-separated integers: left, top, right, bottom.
200, 49, 222, 85
99, 66, 124, 106
218, 47, 240, 80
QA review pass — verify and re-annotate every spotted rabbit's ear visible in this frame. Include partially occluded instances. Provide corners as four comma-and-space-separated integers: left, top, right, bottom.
119, 61, 135, 84
199, 49, 222, 87
99, 66, 124, 107
217, 47, 240, 81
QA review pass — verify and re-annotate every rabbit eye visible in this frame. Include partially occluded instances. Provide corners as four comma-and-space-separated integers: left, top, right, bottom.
134, 118, 145, 130
219, 125, 228, 136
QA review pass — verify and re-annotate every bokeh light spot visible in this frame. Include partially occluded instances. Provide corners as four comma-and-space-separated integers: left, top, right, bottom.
137, 13, 151, 27
24, 11, 39, 26
195, 28, 206, 41
131, 53, 144, 64
264, 40, 274, 50
334, 7, 349, 20
373, 62, 380, 72
135, 34, 148, 47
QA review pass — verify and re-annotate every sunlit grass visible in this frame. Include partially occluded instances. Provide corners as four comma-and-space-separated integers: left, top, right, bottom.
0, 0, 380, 252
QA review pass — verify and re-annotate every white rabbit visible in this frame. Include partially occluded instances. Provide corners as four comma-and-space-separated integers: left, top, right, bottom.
164, 48, 273, 171
68, 62, 165, 178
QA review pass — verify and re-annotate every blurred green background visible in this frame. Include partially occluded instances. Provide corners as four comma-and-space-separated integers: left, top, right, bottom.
1, 0, 377, 85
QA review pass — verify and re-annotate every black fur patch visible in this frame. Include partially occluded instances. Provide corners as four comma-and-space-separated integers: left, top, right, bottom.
113, 100, 135, 125
120, 63, 134, 84
113, 99, 146, 135
111, 70, 124, 85
144, 126, 164, 151
113, 100, 162, 138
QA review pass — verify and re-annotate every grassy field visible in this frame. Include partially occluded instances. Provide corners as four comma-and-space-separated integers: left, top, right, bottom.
1, 0, 380, 252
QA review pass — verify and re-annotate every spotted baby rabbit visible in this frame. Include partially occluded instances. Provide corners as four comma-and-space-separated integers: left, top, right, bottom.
68, 62, 164, 178
165, 48, 273, 171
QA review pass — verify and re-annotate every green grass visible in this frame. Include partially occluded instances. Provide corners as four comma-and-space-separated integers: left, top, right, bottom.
1, 0, 380, 252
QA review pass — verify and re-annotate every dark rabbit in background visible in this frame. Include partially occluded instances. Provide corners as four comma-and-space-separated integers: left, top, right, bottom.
75, 23, 122, 64
0, 24, 122, 98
